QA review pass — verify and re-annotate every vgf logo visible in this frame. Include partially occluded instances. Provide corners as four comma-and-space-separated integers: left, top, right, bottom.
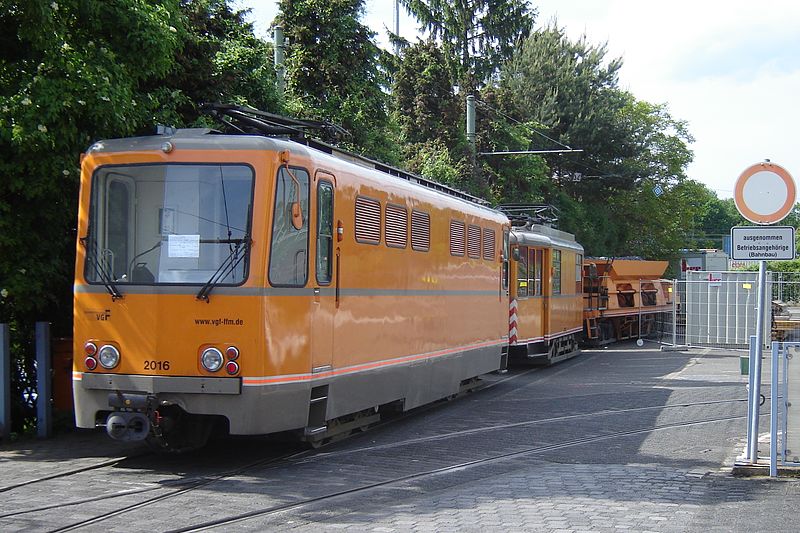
85, 309, 111, 321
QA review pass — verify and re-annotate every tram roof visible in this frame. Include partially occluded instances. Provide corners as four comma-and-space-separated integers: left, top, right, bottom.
86, 128, 497, 213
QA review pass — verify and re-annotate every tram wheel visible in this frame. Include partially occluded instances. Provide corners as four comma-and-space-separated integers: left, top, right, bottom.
145, 407, 217, 453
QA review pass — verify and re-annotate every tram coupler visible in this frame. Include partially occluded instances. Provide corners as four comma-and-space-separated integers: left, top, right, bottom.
105, 411, 150, 441
104, 392, 158, 441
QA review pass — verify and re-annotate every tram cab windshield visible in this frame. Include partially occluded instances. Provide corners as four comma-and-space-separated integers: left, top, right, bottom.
84, 163, 254, 287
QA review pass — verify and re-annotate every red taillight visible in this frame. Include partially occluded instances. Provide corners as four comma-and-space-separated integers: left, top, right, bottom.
225, 361, 239, 375
84, 342, 97, 356
84, 357, 97, 370
225, 346, 239, 360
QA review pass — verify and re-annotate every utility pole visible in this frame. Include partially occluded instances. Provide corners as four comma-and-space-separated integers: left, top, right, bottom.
273, 25, 286, 95
466, 95, 479, 188
466, 95, 476, 149
393, 0, 400, 56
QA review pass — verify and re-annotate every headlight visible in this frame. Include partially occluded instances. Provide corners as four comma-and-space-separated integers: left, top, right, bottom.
98, 345, 120, 369
201, 347, 224, 372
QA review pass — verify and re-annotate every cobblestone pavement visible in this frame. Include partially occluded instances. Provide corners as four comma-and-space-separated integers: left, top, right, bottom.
1, 343, 796, 532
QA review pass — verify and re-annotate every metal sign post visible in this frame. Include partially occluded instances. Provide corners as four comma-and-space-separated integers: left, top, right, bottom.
732, 161, 796, 466
749, 260, 768, 463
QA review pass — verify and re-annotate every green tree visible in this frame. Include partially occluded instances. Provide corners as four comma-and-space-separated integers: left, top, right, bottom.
498, 24, 629, 191
0, 0, 321, 434
392, 40, 480, 193
0, 0, 183, 325
278, 0, 398, 162
393, 40, 460, 146
403, 139, 467, 187
616, 98, 693, 188
471, 93, 552, 204
495, 25, 696, 259
0, 0, 184, 432
149, 0, 280, 126
400, 0, 535, 95
600, 97, 695, 257
678, 182, 743, 248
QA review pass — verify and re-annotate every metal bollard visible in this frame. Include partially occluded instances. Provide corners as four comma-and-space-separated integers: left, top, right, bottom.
1, 323, 9, 441
672, 279, 677, 347
770, 342, 780, 477
36, 322, 52, 438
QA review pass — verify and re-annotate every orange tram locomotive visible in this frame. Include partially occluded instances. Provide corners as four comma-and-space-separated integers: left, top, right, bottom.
72, 107, 664, 450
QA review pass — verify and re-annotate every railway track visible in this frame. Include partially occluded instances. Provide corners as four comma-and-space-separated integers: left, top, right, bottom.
46, 447, 309, 533
168, 411, 751, 532
310, 396, 750, 461
1, 393, 750, 532
0, 454, 148, 494
0, 446, 308, 525
0, 351, 749, 532
0, 368, 541, 527
0, 340, 591, 503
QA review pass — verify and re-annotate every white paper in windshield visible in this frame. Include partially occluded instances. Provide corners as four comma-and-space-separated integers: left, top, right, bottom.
168, 234, 200, 258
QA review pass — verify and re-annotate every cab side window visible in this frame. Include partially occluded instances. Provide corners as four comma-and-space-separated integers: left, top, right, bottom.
530, 248, 543, 296
269, 167, 309, 286
552, 249, 562, 295
517, 246, 529, 298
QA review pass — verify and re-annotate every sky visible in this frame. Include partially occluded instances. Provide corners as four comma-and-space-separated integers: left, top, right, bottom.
237, 0, 800, 199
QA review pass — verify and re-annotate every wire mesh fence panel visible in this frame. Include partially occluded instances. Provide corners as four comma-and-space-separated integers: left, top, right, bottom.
640, 311, 677, 344
584, 272, 800, 349
637, 279, 680, 345
774, 272, 800, 304
782, 344, 800, 464
683, 272, 769, 349
772, 273, 800, 343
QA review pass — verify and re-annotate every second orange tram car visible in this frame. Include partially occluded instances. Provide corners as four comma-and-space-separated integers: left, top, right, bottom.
505, 210, 585, 365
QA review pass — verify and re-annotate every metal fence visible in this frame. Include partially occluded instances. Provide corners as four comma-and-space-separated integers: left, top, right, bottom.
648, 307, 681, 345
782, 343, 800, 465
683, 271, 768, 349
771, 272, 800, 344
762, 341, 800, 476
642, 271, 800, 350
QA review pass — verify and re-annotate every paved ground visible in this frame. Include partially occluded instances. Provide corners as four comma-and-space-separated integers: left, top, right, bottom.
0, 342, 797, 532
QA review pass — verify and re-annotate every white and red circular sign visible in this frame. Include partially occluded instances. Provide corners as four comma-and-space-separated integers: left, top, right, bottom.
734, 162, 796, 225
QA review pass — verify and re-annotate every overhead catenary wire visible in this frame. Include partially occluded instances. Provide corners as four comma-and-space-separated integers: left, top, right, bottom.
474, 99, 638, 182
474, 99, 574, 151
481, 149, 584, 155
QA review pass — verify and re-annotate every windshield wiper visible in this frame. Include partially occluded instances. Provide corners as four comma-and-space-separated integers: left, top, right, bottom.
196, 236, 250, 302
81, 237, 123, 300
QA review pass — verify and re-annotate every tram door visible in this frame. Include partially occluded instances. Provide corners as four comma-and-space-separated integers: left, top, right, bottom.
542, 248, 551, 339
530, 248, 545, 340
310, 173, 336, 373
